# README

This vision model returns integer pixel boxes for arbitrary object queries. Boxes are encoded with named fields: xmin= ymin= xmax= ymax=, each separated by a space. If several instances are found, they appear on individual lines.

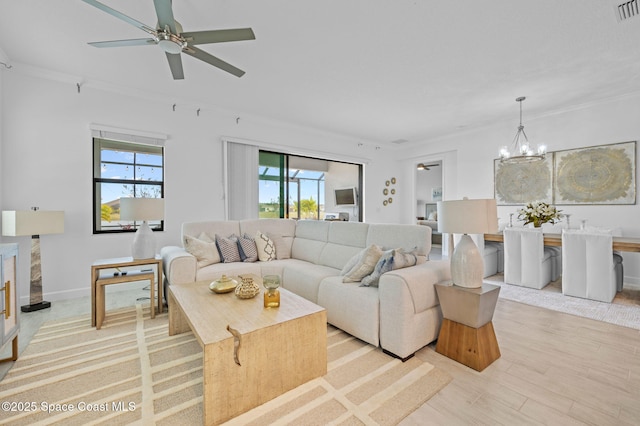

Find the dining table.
xmin=484 ymin=232 xmax=640 ymax=253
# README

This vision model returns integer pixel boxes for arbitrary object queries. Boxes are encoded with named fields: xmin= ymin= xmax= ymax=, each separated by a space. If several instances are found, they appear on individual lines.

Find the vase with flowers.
xmin=517 ymin=201 xmax=563 ymax=228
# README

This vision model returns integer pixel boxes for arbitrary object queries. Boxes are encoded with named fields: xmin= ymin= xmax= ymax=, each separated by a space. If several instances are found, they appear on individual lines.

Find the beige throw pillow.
xmin=255 ymin=231 xmax=276 ymax=261
xmin=341 ymin=245 xmax=383 ymax=283
xmin=268 ymin=233 xmax=291 ymax=260
xmin=184 ymin=232 xmax=220 ymax=268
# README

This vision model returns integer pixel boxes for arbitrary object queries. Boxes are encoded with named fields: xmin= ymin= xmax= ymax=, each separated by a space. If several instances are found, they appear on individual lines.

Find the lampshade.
xmin=1 ymin=209 xmax=65 ymax=312
xmin=2 ymin=210 xmax=65 ymax=236
xmin=119 ymin=198 xmax=164 ymax=221
xmin=437 ymin=198 xmax=498 ymax=289
xmin=437 ymin=198 xmax=498 ymax=234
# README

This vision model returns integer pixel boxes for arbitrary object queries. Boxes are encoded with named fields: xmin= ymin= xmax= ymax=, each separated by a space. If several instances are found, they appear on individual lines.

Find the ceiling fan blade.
xmin=165 ymin=52 xmax=184 ymax=80
xmin=81 ymin=0 xmax=156 ymax=35
xmin=153 ymin=0 xmax=177 ymax=34
xmin=183 ymin=46 xmax=245 ymax=77
xmin=88 ymin=38 xmax=157 ymax=48
xmin=181 ymin=28 xmax=256 ymax=45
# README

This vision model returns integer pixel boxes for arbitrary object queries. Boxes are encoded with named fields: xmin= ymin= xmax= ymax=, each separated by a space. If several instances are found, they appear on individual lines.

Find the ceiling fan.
xmin=81 ymin=0 xmax=255 ymax=79
xmin=417 ymin=163 xmax=440 ymax=170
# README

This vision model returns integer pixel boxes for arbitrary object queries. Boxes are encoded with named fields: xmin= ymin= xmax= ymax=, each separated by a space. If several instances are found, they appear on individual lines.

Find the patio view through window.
xmin=259 ymin=151 xmax=362 ymax=221
xmin=93 ymin=138 xmax=164 ymax=233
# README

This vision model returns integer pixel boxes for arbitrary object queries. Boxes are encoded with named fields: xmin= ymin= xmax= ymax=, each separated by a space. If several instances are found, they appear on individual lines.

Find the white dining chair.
xmin=503 ymin=227 xmax=553 ymax=289
xmin=561 ymin=230 xmax=617 ymax=303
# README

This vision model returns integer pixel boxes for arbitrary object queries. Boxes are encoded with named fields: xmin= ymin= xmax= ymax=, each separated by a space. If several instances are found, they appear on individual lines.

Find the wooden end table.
xmin=435 ymin=282 xmax=501 ymax=371
xmin=168 ymin=277 xmax=327 ymax=425
xmin=90 ymin=256 xmax=163 ymax=328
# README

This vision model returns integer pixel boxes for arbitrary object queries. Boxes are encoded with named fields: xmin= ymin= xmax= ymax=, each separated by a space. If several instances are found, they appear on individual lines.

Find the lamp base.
xmin=131 ymin=221 xmax=156 ymax=260
xmin=451 ymin=234 xmax=484 ymax=288
xmin=21 ymin=301 xmax=51 ymax=312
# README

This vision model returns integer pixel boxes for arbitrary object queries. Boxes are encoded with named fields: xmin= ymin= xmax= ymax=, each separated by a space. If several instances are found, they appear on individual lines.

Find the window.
xmin=93 ymin=138 xmax=164 ymax=233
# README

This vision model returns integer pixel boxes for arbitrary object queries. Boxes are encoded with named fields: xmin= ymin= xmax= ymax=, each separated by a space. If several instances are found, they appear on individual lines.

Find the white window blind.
xmin=90 ymin=124 xmax=167 ymax=147
xmin=226 ymin=141 xmax=259 ymax=220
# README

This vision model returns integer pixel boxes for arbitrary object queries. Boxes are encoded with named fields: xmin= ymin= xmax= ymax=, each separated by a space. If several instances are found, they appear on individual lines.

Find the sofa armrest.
xmin=160 ymin=246 xmax=197 ymax=285
xmin=378 ymin=260 xmax=451 ymax=359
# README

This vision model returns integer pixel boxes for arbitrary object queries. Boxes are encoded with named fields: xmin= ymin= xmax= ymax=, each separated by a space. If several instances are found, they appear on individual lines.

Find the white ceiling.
xmin=2 ymin=0 xmax=640 ymax=146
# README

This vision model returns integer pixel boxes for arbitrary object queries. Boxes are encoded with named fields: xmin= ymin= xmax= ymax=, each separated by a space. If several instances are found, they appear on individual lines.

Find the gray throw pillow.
xmin=215 ymin=234 xmax=241 ymax=263
xmin=238 ymin=233 xmax=258 ymax=262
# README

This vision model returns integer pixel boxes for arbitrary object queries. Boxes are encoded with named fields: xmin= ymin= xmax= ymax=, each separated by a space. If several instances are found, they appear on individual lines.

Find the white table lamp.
xmin=2 ymin=208 xmax=65 ymax=312
xmin=437 ymin=198 xmax=498 ymax=288
xmin=119 ymin=198 xmax=164 ymax=259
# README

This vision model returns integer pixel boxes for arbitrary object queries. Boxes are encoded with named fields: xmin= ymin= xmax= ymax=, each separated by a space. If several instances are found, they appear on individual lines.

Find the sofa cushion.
xmin=195 ymin=262 xmax=261 ymax=283
xmin=281 ymin=261 xmax=338 ymax=304
xmin=292 ymin=220 xmax=330 ymax=264
xmin=216 ymin=234 xmax=242 ymax=263
xmin=255 ymin=231 xmax=276 ymax=261
xmin=319 ymin=221 xmax=370 ymax=270
xmin=183 ymin=221 xmax=240 ymax=245
xmin=317 ymin=276 xmax=380 ymax=347
xmin=184 ymin=232 xmax=220 ymax=268
xmin=341 ymin=244 xmax=383 ymax=283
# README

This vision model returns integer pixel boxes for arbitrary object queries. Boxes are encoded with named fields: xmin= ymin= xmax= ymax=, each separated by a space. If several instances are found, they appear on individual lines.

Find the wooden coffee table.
xmin=168 ymin=277 xmax=327 ymax=425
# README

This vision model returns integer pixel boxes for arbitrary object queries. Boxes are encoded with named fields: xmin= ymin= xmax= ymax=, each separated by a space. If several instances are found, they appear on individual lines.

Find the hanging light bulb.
xmin=499 ymin=96 xmax=546 ymax=163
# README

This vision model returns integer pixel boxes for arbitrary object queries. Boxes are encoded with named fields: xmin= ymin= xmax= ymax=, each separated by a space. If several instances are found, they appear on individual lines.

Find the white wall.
xmin=397 ymin=92 xmax=640 ymax=285
xmin=0 ymin=69 xmax=400 ymax=303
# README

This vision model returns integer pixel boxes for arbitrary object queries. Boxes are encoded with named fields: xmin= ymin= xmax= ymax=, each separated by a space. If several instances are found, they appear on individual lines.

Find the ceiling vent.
xmin=615 ymin=0 xmax=640 ymax=22
xmin=391 ymin=139 xmax=410 ymax=145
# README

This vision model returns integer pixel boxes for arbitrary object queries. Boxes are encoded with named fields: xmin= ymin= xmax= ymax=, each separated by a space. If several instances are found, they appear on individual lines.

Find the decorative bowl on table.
xmin=209 ymin=275 xmax=238 ymax=294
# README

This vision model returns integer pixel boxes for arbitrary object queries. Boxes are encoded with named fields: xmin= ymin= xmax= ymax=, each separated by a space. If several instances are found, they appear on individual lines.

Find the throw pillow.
xmin=392 ymin=247 xmax=418 ymax=270
xmin=255 ymin=231 xmax=276 ymax=261
xmin=268 ymin=233 xmax=291 ymax=260
xmin=184 ymin=233 xmax=220 ymax=268
xmin=341 ymin=244 xmax=383 ymax=283
xmin=215 ymin=234 xmax=242 ymax=263
xmin=238 ymin=233 xmax=258 ymax=262
xmin=360 ymin=249 xmax=395 ymax=287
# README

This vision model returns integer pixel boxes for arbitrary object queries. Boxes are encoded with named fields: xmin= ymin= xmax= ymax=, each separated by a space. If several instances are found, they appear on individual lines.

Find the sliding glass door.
xmin=258 ymin=151 xmax=362 ymax=221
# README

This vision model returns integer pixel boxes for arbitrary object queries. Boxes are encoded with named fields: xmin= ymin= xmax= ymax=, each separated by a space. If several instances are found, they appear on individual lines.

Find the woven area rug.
xmin=486 ymin=274 xmax=640 ymax=330
xmin=0 ymin=305 xmax=451 ymax=425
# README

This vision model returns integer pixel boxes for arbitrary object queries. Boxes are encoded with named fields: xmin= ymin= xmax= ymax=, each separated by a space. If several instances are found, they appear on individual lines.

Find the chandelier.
xmin=499 ymin=96 xmax=546 ymax=163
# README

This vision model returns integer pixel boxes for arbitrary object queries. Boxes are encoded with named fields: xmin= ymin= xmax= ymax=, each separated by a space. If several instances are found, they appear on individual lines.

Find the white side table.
xmin=435 ymin=282 xmax=501 ymax=371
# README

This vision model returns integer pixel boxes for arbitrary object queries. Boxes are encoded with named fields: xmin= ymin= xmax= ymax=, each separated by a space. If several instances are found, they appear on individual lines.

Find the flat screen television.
xmin=334 ymin=187 xmax=357 ymax=206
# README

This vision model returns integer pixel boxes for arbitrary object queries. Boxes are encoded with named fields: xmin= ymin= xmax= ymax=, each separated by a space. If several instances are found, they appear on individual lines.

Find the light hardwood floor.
xmin=3 ymin=280 xmax=639 ymax=425
xmin=402 ymin=298 xmax=640 ymax=425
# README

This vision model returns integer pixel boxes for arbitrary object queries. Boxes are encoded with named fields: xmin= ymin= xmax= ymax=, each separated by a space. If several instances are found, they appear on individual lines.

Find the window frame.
xmin=92 ymin=137 xmax=165 ymax=234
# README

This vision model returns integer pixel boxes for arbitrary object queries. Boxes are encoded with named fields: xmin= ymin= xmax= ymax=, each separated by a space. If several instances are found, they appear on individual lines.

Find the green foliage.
xmin=300 ymin=198 xmax=318 ymax=219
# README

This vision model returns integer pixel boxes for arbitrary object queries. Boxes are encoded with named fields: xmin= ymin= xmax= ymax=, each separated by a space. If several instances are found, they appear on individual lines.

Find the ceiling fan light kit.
xmin=81 ymin=0 xmax=255 ymax=79
xmin=498 ymin=96 xmax=547 ymax=164
xmin=417 ymin=163 xmax=440 ymax=170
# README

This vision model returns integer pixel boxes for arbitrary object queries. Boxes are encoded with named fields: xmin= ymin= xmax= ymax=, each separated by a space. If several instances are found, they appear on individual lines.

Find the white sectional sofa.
xmin=161 ymin=218 xmax=451 ymax=360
